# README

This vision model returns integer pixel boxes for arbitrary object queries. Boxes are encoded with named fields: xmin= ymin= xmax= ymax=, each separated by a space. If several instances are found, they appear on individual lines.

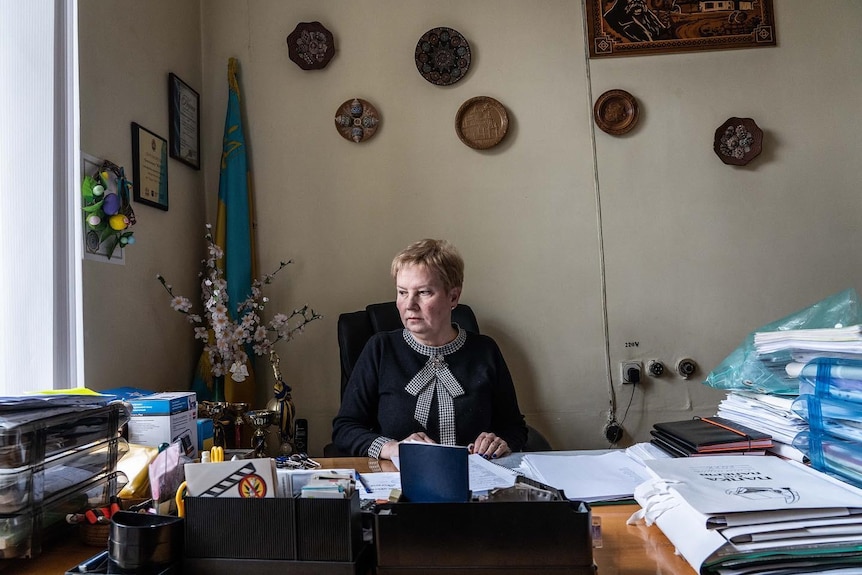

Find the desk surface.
xmin=2 ymin=456 xmax=695 ymax=575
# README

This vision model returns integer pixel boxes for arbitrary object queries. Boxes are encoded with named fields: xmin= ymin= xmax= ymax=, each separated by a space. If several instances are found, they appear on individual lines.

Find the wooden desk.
xmin=2 ymin=457 xmax=695 ymax=575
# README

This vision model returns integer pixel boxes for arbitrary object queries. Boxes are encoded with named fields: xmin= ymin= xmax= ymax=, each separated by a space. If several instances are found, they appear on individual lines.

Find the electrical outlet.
xmin=620 ymin=361 xmax=642 ymax=384
xmin=676 ymin=358 xmax=697 ymax=379
xmin=604 ymin=422 xmax=623 ymax=443
xmin=647 ymin=360 xmax=665 ymax=377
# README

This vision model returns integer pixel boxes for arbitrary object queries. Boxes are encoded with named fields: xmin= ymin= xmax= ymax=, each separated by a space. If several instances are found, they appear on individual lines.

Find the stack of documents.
xmin=630 ymin=455 xmax=862 ymax=575
xmin=518 ymin=450 xmax=651 ymax=503
xmin=754 ymin=325 xmax=862 ymax=355
xmin=716 ymin=391 xmax=809 ymax=462
xmin=787 ymin=357 xmax=862 ymax=490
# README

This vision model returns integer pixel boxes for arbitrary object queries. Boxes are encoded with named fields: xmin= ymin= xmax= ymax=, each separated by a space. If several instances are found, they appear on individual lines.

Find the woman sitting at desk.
xmin=332 ymin=239 xmax=528 ymax=461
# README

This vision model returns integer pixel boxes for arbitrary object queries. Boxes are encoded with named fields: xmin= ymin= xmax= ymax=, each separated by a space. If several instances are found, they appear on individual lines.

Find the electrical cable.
xmin=618 ymin=381 xmax=637 ymax=427
xmin=579 ymin=2 xmax=617 ymax=431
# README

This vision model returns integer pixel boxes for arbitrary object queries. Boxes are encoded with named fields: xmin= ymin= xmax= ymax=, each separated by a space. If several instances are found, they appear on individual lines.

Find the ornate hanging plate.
xmin=414 ymin=27 xmax=471 ymax=86
xmin=286 ymin=21 xmax=335 ymax=70
xmin=334 ymin=98 xmax=380 ymax=143
xmin=713 ymin=117 xmax=763 ymax=166
xmin=593 ymin=89 xmax=639 ymax=136
xmin=455 ymin=96 xmax=509 ymax=150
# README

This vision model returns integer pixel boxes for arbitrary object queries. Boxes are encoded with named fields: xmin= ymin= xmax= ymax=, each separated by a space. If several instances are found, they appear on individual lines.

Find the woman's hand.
xmin=379 ymin=432 xmax=437 ymax=460
xmin=468 ymin=432 xmax=510 ymax=459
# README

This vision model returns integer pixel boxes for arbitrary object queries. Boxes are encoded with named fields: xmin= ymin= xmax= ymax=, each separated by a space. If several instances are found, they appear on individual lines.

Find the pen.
xmin=79 ymin=549 xmax=109 ymax=573
xmin=355 ymin=471 xmax=372 ymax=494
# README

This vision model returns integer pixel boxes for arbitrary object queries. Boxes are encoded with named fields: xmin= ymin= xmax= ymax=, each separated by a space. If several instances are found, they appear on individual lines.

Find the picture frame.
xmin=131 ymin=122 xmax=169 ymax=211
xmin=168 ymin=73 xmax=201 ymax=170
xmin=584 ymin=0 xmax=776 ymax=58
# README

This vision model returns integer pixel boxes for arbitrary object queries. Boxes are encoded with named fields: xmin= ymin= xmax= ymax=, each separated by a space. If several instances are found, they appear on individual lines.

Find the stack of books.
xmin=631 ymin=455 xmax=862 ymax=575
xmin=650 ymin=416 xmax=773 ymax=458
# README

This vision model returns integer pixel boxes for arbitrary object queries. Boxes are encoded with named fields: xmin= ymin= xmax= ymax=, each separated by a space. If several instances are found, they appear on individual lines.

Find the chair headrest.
xmin=364 ymin=301 xmax=480 ymax=335
xmin=366 ymin=302 xmax=402 ymax=333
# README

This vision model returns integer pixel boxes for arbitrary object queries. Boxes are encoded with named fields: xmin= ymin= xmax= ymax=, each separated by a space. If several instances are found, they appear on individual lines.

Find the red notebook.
xmin=651 ymin=416 xmax=772 ymax=454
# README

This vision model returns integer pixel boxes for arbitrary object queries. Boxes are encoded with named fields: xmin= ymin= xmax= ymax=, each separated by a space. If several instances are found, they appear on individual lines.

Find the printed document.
xmin=520 ymin=450 xmax=650 ymax=502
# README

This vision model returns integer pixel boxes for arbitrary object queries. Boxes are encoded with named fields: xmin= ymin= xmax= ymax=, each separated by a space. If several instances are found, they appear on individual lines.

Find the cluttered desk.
xmin=11 ymin=291 xmax=862 ymax=573
xmin=10 ymin=442 xmax=862 ymax=574
xmin=5 ymin=455 xmax=696 ymax=575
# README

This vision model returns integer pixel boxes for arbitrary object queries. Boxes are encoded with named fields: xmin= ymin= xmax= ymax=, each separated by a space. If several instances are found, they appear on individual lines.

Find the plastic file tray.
xmin=797 ymin=357 xmax=862 ymax=404
xmin=0 ymin=403 xmax=128 ymax=470
xmin=374 ymin=499 xmax=595 ymax=574
xmin=0 ymin=470 xmax=127 ymax=559
xmin=183 ymin=493 xmax=371 ymax=575
xmin=0 ymin=438 xmax=127 ymax=514
xmin=794 ymin=430 xmax=862 ymax=490
xmin=792 ymin=395 xmax=862 ymax=443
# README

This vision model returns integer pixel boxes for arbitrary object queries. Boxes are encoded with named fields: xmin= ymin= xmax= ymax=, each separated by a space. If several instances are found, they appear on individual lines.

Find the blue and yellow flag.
xmin=192 ymin=58 xmax=257 ymax=405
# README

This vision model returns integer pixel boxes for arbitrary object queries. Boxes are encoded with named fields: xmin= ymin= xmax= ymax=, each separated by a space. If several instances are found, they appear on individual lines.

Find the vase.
xmin=212 ymin=375 xmax=225 ymax=402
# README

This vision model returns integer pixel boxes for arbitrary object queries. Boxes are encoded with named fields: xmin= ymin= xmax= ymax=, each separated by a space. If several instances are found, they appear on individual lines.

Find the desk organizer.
xmin=0 ymin=403 xmax=127 ymax=469
xmin=0 ymin=402 xmax=129 ymax=559
xmin=0 ymin=437 xmax=127 ymax=514
xmin=374 ymin=499 xmax=596 ymax=574
xmin=183 ymin=493 xmax=371 ymax=574
xmin=0 ymin=470 xmax=127 ymax=558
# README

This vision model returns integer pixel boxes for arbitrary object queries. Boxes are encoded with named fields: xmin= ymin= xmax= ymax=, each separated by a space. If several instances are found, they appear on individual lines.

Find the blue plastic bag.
xmin=703 ymin=288 xmax=861 ymax=394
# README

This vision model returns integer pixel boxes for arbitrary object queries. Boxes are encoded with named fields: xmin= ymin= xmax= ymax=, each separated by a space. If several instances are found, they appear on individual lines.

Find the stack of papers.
xmin=716 ymin=391 xmax=809 ymax=462
xmin=518 ymin=450 xmax=650 ymax=503
xmin=754 ymin=325 xmax=862 ymax=355
xmin=631 ymin=455 xmax=862 ymax=575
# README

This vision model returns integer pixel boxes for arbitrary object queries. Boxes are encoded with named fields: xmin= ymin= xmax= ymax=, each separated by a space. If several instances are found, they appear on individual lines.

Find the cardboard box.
xmin=127 ymin=392 xmax=198 ymax=458
xmin=128 ymin=391 xmax=196 ymax=416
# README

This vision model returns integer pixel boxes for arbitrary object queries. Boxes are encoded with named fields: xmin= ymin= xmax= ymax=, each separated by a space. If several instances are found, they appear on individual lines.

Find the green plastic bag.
xmin=703 ymin=288 xmax=861 ymax=394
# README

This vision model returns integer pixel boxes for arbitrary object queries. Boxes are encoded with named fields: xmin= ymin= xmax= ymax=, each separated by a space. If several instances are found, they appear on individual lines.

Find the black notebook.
xmin=651 ymin=416 xmax=772 ymax=454
xmin=650 ymin=431 xmax=766 ymax=458
xmin=398 ymin=443 xmax=470 ymax=503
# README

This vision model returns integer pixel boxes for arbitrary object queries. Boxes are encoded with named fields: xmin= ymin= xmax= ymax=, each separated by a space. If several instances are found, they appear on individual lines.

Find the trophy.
xmin=226 ymin=402 xmax=250 ymax=449
xmin=267 ymin=350 xmax=296 ymax=455
xmin=199 ymin=401 xmax=230 ymax=448
xmin=244 ymin=409 xmax=277 ymax=458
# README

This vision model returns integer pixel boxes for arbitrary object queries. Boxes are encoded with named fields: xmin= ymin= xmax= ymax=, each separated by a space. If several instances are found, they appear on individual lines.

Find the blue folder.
xmin=398 ymin=443 xmax=470 ymax=503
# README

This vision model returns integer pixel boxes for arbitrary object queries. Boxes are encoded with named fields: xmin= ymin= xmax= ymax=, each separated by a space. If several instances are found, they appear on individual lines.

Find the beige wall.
xmin=79 ymin=1 xmax=205 ymax=397
xmin=79 ymin=1 xmax=862 ymax=456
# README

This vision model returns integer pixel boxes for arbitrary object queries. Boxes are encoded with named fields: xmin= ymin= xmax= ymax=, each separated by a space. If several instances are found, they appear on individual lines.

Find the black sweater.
xmin=332 ymin=329 xmax=527 ymax=456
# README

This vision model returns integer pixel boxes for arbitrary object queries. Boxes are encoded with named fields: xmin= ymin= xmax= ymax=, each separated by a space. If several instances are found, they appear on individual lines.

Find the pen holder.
xmin=108 ymin=511 xmax=184 ymax=573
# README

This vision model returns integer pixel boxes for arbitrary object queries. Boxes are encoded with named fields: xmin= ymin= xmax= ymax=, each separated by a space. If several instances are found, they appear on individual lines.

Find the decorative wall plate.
xmin=455 ymin=96 xmax=509 ymax=150
xmin=714 ymin=117 xmax=763 ymax=166
xmin=334 ymin=98 xmax=380 ymax=143
xmin=414 ymin=27 xmax=471 ymax=86
xmin=593 ymin=89 xmax=639 ymax=136
xmin=286 ymin=21 xmax=335 ymax=70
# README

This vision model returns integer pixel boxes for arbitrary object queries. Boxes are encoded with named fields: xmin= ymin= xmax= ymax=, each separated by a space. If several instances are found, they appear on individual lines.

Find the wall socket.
xmin=620 ymin=361 xmax=642 ymax=384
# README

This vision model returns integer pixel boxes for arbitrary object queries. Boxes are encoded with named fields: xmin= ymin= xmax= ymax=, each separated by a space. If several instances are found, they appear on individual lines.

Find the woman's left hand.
xmin=468 ymin=432 xmax=510 ymax=459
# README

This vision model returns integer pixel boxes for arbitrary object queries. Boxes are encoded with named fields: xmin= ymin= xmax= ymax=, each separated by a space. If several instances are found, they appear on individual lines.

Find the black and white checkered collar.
xmin=402 ymin=324 xmax=466 ymax=357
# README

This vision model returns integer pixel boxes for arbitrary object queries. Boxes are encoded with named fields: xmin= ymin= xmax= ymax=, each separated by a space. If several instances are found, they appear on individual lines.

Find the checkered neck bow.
xmin=403 ymin=326 xmax=466 ymax=446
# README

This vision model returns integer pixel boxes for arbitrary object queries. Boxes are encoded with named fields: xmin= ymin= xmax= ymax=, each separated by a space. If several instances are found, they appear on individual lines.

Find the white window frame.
xmin=0 ymin=0 xmax=82 ymax=395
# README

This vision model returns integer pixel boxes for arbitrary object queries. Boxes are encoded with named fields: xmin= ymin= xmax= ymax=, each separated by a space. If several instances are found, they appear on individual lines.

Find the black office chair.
xmin=324 ymin=302 xmax=552 ymax=456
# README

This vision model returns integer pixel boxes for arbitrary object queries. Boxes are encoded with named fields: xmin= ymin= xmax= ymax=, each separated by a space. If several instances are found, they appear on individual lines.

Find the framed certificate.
xmin=131 ymin=122 xmax=169 ymax=211
xmin=168 ymin=73 xmax=201 ymax=170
